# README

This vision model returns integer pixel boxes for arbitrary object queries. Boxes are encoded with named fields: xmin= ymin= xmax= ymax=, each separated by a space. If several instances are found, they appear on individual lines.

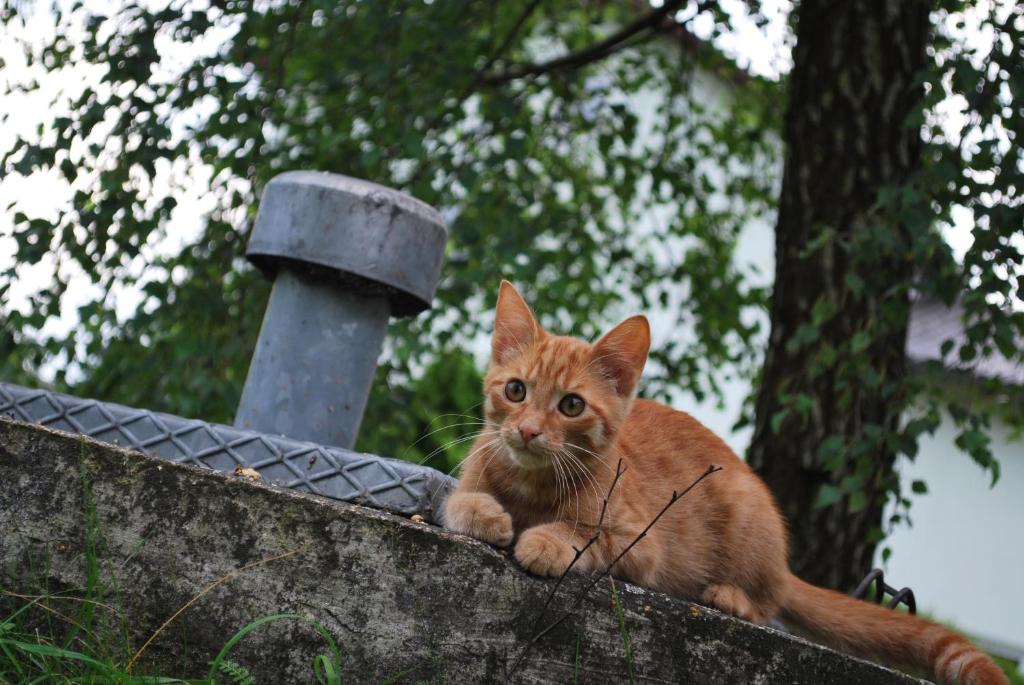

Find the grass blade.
xmin=205 ymin=613 xmax=342 ymax=685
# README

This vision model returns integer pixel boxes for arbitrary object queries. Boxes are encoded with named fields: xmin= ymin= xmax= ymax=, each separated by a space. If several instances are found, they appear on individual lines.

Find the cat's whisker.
xmin=550 ymin=450 xmax=567 ymax=505
xmin=464 ymin=438 xmax=503 ymax=481
xmin=447 ymin=440 xmax=501 ymax=479
xmin=422 ymin=414 xmax=487 ymax=428
xmin=560 ymin=454 xmax=577 ymax=510
xmin=407 ymin=421 xmax=491 ymax=462
xmin=565 ymin=452 xmax=604 ymax=501
xmin=558 ymin=449 xmax=602 ymax=535
xmin=417 ymin=428 xmax=500 ymax=466
xmin=417 ymin=404 xmax=486 ymax=434
xmin=431 ymin=438 xmax=503 ymax=481
xmin=561 ymin=447 xmax=612 ymax=530
xmin=422 ymin=405 xmax=484 ymax=426
xmin=409 ymin=435 xmax=490 ymax=469
xmin=561 ymin=449 xmax=601 ymax=506
xmin=397 ymin=403 xmax=486 ymax=460
xmin=461 ymin=434 xmax=503 ymax=462
xmin=563 ymin=440 xmax=618 ymax=476
xmin=563 ymin=456 xmax=581 ymax=537
xmin=556 ymin=451 xmax=575 ymax=512
xmin=471 ymin=438 xmax=507 ymax=488
xmin=565 ymin=441 xmax=613 ymax=466
xmin=556 ymin=449 xmax=585 ymax=538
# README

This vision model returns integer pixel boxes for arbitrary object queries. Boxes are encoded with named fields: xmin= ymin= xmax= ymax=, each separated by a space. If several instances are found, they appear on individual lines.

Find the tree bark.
xmin=748 ymin=0 xmax=930 ymax=591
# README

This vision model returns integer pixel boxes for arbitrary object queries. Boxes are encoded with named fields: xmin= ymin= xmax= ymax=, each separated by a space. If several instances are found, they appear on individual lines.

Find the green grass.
xmin=908 ymin=604 xmax=1022 ymax=685
xmin=0 ymin=440 xmax=344 ymax=684
xmin=991 ymin=654 xmax=1024 ymax=685
xmin=608 ymin=578 xmax=635 ymax=685
xmin=573 ymin=632 xmax=581 ymax=685
xmin=0 ymin=599 xmax=345 ymax=684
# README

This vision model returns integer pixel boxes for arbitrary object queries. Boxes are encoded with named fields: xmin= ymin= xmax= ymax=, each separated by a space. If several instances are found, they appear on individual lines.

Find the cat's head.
xmin=482 ymin=281 xmax=650 ymax=471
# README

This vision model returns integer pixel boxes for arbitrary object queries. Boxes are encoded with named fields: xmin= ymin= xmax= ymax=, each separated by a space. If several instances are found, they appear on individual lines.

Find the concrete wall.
xmin=0 ymin=418 xmax=922 ymax=683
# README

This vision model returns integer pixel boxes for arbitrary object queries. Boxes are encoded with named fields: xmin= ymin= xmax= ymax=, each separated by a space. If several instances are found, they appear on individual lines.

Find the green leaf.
xmin=839 ymin=473 xmax=864 ymax=494
xmin=811 ymin=297 xmax=836 ymax=326
xmin=817 ymin=435 xmax=845 ymax=471
xmin=814 ymin=484 xmax=843 ymax=509
xmin=843 ymin=272 xmax=865 ymax=296
xmin=849 ymin=331 xmax=871 ymax=353
xmin=770 ymin=409 xmax=789 ymax=435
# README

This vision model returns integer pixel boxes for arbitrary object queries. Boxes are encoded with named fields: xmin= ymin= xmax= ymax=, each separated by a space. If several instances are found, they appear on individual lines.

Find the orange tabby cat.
xmin=444 ymin=281 xmax=1007 ymax=685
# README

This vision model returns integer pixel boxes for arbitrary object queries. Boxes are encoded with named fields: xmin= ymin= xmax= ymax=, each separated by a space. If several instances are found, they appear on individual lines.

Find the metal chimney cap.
xmin=245 ymin=171 xmax=448 ymax=317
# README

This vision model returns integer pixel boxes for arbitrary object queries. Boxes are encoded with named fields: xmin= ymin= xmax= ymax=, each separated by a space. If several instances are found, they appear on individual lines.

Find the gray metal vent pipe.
xmin=234 ymin=171 xmax=448 ymax=449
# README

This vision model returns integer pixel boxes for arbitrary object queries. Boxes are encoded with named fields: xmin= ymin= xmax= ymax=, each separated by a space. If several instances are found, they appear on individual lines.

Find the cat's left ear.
xmin=592 ymin=316 xmax=650 ymax=396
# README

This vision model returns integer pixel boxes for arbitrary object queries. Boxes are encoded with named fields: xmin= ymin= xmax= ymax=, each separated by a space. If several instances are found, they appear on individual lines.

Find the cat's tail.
xmin=780 ymin=574 xmax=1007 ymax=685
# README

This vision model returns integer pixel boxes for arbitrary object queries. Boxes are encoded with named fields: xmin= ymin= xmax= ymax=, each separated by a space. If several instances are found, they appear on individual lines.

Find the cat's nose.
xmin=519 ymin=425 xmax=542 ymax=444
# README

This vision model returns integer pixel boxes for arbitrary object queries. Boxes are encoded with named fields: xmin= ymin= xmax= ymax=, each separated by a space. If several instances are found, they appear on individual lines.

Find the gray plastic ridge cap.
xmin=0 ymin=381 xmax=456 ymax=522
xmin=245 ymin=171 xmax=448 ymax=317
xmin=276 ymin=171 xmax=444 ymax=222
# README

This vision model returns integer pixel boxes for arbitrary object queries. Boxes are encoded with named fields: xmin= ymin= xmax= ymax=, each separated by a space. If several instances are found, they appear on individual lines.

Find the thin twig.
xmin=481 ymin=0 xmax=691 ymax=85
xmin=508 ymin=464 xmax=722 ymax=677
xmin=480 ymin=0 xmax=544 ymax=76
xmin=125 ymin=548 xmax=301 ymax=672
xmin=506 ymin=459 xmax=626 ymax=679
xmin=529 ymin=459 xmax=626 ymax=636
xmin=0 ymin=592 xmax=102 ymax=651
xmin=1 ymin=590 xmax=123 ymax=617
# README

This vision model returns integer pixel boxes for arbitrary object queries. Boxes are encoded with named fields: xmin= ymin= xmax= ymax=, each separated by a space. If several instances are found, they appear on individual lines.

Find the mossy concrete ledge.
xmin=0 ymin=419 xmax=923 ymax=683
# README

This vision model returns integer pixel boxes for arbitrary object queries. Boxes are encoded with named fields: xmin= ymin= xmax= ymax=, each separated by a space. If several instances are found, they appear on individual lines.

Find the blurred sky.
xmin=0 ymin=0 xmax=1007 ymax=379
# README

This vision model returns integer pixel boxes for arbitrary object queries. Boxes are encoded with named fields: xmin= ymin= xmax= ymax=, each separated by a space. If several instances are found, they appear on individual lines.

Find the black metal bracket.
xmin=852 ymin=568 xmax=916 ymax=614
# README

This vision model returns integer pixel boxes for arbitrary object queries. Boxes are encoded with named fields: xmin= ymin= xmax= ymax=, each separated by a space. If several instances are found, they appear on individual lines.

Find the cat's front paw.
xmin=444 ymin=491 xmax=514 ymax=547
xmin=514 ymin=525 xmax=576 ymax=577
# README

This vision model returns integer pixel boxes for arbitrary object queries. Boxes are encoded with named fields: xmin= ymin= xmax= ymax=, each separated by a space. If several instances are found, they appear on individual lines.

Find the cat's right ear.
xmin=492 ymin=280 xmax=538 ymax=364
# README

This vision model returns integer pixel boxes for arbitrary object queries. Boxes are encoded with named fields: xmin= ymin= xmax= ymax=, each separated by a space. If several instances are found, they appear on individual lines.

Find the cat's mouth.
xmin=504 ymin=443 xmax=551 ymax=470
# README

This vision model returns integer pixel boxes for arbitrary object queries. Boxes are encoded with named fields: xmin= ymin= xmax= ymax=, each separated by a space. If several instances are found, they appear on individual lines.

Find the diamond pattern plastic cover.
xmin=0 ymin=382 xmax=455 ymax=521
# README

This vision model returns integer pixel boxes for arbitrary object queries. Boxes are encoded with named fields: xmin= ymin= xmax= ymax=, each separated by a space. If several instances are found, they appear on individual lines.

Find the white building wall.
xmin=884 ymin=412 xmax=1024 ymax=660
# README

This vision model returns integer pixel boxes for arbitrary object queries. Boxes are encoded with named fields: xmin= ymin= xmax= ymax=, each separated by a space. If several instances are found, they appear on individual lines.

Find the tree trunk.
xmin=748 ymin=0 xmax=930 ymax=591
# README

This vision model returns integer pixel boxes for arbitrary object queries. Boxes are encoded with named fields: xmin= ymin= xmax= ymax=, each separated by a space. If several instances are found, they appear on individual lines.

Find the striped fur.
xmin=783 ymin=576 xmax=1008 ymax=684
xmin=444 ymin=282 xmax=1007 ymax=684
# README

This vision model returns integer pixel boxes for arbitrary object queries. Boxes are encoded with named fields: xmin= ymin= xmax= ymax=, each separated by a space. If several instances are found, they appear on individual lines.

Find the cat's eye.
xmin=504 ymin=379 xmax=526 ymax=402
xmin=558 ymin=394 xmax=585 ymax=417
